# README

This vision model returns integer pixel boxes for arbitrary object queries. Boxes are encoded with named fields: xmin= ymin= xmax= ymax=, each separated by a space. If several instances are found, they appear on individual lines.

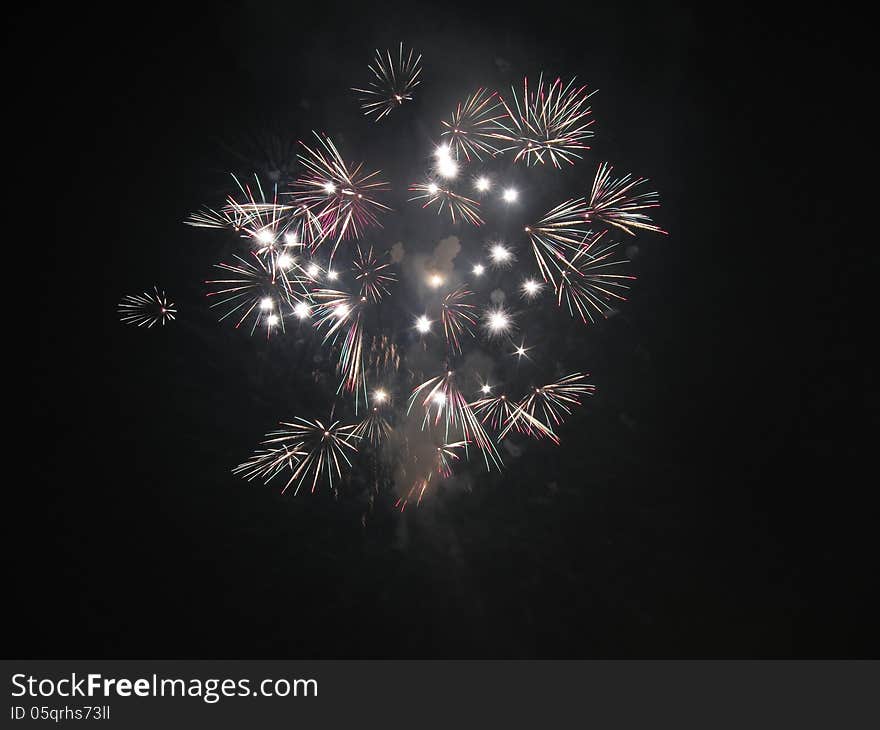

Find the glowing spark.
xmin=489 ymin=243 xmax=514 ymax=266
xmin=415 ymin=315 xmax=431 ymax=333
xmin=293 ymin=301 xmax=311 ymax=319
xmin=521 ymin=279 xmax=542 ymax=298
xmin=472 ymin=263 xmax=485 ymax=276
xmin=428 ymin=273 xmax=444 ymax=288
xmin=259 ymin=297 xmax=274 ymax=310
xmin=502 ymin=187 xmax=518 ymax=203
xmin=373 ymin=389 xmax=388 ymax=403
xmin=475 ymin=176 xmax=491 ymax=192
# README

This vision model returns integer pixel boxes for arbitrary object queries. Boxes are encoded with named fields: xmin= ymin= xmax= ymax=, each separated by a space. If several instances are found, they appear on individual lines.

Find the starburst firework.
xmin=118 ymin=287 xmax=177 ymax=328
xmin=352 ymin=43 xmax=423 ymax=121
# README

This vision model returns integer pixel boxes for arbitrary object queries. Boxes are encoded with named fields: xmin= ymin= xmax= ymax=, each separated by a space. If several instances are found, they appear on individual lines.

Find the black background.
xmin=10 ymin=2 xmax=874 ymax=657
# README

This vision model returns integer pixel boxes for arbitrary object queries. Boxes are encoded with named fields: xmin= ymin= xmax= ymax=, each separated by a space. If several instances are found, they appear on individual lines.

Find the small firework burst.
xmin=440 ymin=286 xmax=478 ymax=355
xmin=234 ymin=416 xmax=359 ymax=495
xmin=492 ymin=74 xmax=596 ymax=167
xmin=440 ymin=88 xmax=505 ymax=161
xmin=524 ymin=198 xmax=591 ymax=286
xmin=352 ymin=43 xmax=423 ymax=121
xmin=584 ymin=162 xmax=666 ymax=236
xmin=313 ymin=289 xmax=369 ymax=399
xmin=353 ymin=245 xmax=397 ymax=302
xmin=353 ymin=405 xmax=392 ymax=447
xmin=205 ymin=253 xmax=295 ymax=335
xmin=408 ymin=181 xmax=483 ymax=225
xmin=469 ymin=392 xmax=517 ymax=431
xmin=556 ymin=232 xmax=635 ymax=325
xmin=512 ymin=373 xmax=595 ymax=437
xmin=407 ymin=371 xmax=501 ymax=468
xmin=118 ymin=287 xmax=176 ymax=328
xmin=292 ymin=133 xmax=390 ymax=255
xmin=483 ymin=306 xmax=516 ymax=338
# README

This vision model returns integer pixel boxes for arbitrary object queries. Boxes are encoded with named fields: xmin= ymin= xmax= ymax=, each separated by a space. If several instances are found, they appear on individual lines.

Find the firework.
xmin=470 ymin=392 xmax=517 ymax=431
xmin=440 ymin=286 xmax=478 ymax=354
xmin=584 ymin=162 xmax=666 ymax=236
xmin=352 ymin=43 xmax=422 ymax=121
xmin=492 ymin=74 xmax=596 ymax=168
xmin=292 ymin=133 xmax=390 ymax=256
xmin=205 ymin=253 xmax=297 ymax=335
xmin=353 ymin=245 xmax=396 ymax=302
xmin=407 ymin=371 xmax=502 ymax=468
xmin=118 ymin=287 xmax=176 ymax=328
xmin=234 ymin=416 xmax=359 ymax=495
xmin=483 ymin=306 xmax=515 ymax=338
xmin=440 ymin=88 xmax=505 ymax=161
xmin=556 ymin=231 xmax=635 ymax=325
xmin=353 ymin=404 xmax=392 ymax=447
xmin=505 ymin=373 xmax=595 ymax=441
xmin=408 ymin=182 xmax=483 ymax=225
xmin=523 ymin=198 xmax=591 ymax=286
xmin=313 ymin=288 xmax=368 ymax=399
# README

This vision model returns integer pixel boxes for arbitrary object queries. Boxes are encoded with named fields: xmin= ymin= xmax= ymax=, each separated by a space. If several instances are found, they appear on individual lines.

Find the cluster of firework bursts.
xmin=119 ymin=43 xmax=665 ymax=511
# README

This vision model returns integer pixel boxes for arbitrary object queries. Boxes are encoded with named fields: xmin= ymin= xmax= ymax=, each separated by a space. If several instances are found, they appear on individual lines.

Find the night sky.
xmin=13 ymin=3 xmax=874 ymax=657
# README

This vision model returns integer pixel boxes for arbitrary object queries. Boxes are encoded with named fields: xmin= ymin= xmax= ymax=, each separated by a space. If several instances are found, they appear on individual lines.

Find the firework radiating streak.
xmin=234 ymin=416 xmax=359 ymax=495
xmin=501 ymin=373 xmax=595 ymax=442
xmin=205 ymin=253 xmax=296 ymax=335
xmin=491 ymin=74 xmax=596 ymax=168
xmin=353 ymin=245 xmax=397 ymax=302
xmin=118 ymin=287 xmax=177 ymax=328
xmin=292 ymin=133 xmax=390 ymax=257
xmin=408 ymin=182 xmax=483 ymax=225
xmin=395 ymin=440 xmax=467 ymax=510
xmin=469 ymin=393 xmax=517 ymax=431
xmin=440 ymin=88 xmax=505 ymax=161
xmin=312 ymin=289 xmax=369 ymax=403
xmin=556 ymin=232 xmax=635 ymax=325
xmin=352 ymin=43 xmax=423 ymax=121
xmin=584 ymin=163 xmax=666 ymax=236
xmin=440 ymin=286 xmax=478 ymax=355
xmin=523 ymin=197 xmax=591 ymax=286
xmin=407 ymin=372 xmax=502 ymax=469
xmin=352 ymin=406 xmax=392 ymax=447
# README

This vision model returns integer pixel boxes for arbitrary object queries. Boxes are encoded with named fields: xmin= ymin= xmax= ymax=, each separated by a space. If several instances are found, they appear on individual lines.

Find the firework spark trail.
xmin=353 ymin=405 xmax=393 ymax=447
xmin=584 ymin=162 xmax=666 ymax=236
xmin=491 ymin=74 xmax=596 ymax=168
xmin=407 ymin=371 xmax=502 ymax=469
xmin=469 ymin=393 xmax=518 ymax=431
xmin=556 ymin=232 xmax=636 ymax=325
xmin=352 ymin=43 xmax=423 ymax=121
xmin=118 ymin=287 xmax=177 ymax=328
xmin=292 ymin=132 xmax=390 ymax=257
xmin=504 ymin=373 xmax=596 ymax=442
xmin=523 ymin=197 xmax=592 ymax=286
xmin=233 ymin=416 xmax=359 ymax=495
xmin=313 ymin=288 xmax=369 ymax=403
xmin=205 ymin=253 xmax=296 ymax=335
xmin=408 ymin=182 xmax=483 ymax=225
xmin=440 ymin=88 xmax=505 ymax=161
xmin=440 ymin=286 xmax=478 ymax=355
xmin=353 ymin=245 xmax=397 ymax=302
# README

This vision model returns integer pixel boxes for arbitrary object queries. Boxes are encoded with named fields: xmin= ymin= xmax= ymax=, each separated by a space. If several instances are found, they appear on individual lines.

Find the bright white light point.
xmin=415 ymin=315 xmax=431 ymax=333
xmin=306 ymin=264 xmax=320 ymax=277
xmin=490 ymin=244 xmax=512 ymax=263
xmin=522 ymin=279 xmax=541 ymax=297
xmin=475 ymin=176 xmax=490 ymax=192
xmin=294 ymin=301 xmax=310 ymax=319
xmin=259 ymin=297 xmax=273 ymax=310
xmin=431 ymin=392 xmax=445 ymax=405
xmin=436 ymin=156 xmax=458 ymax=179
xmin=327 ymin=270 xmax=338 ymax=280
xmin=428 ymin=274 xmax=444 ymax=288
xmin=515 ymin=345 xmax=527 ymax=357
xmin=434 ymin=144 xmax=451 ymax=159
xmin=266 ymin=314 xmax=279 ymax=326
xmin=277 ymin=254 xmax=293 ymax=269
xmin=335 ymin=303 xmax=350 ymax=318
xmin=486 ymin=310 xmax=511 ymax=333
xmin=427 ymin=182 xmax=439 ymax=195
xmin=472 ymin=264 xmax=485 ymax=276
xmin=283 ymin=232 xmax=299 ymax=246
xmin=374 ymin=389 xmax=388 ymax=403
xmin=257 ymin=229 xmax=275 ymax=244
xmin=323 ymin=182 xmax=336 ymax=194
xmin=481 ymin=384 xmax=491 ymax=394
xmin=502 ymin=188 xmax=518 ymax=203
